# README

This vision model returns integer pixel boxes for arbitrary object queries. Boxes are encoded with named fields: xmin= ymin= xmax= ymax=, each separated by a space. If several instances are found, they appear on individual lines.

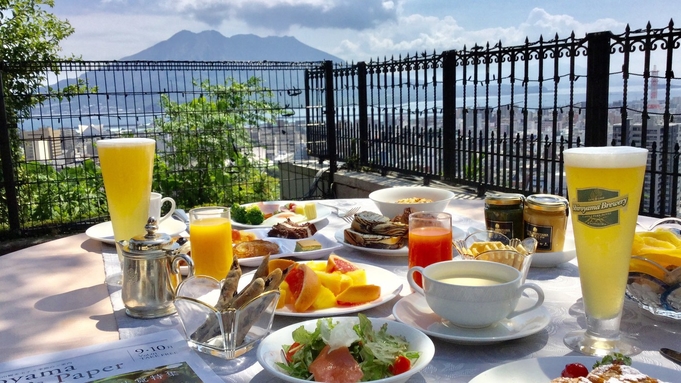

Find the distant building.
xmin=613 ymin=119 xmax=681 ymax=215
xmin=22 ymin=127 xmax=62 ymax=162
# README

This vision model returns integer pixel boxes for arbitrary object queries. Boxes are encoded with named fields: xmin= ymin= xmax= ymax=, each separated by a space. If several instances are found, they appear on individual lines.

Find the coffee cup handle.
xmin=159 ymin=197 xmax=176 ymax=222
xmin=406 ymin=266 xmax=426 ymax=295
xmin=507 ymin=282 xmax=544 ymax=319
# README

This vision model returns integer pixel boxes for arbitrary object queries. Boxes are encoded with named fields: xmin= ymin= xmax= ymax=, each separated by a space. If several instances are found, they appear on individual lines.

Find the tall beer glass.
xmin=98 ymin=138 xmax=156 ymax=261
xmin=563 ymin=146 xmax=647 ymax=356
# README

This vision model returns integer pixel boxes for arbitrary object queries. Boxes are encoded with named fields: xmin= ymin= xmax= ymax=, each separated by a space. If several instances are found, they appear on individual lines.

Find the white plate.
xmin=333 ymin=220 xmax=483 ymax=257
xmin=256 ymin=316 xmax=435 ymax=383
xmin=240 ymin=262 xmax=404 ymax=317
xmin=231 ymin=201 xmax=331 ymax=229
xmin=530 ymin=235 xmax=577 ymax=267
xmin=334 ymin=227 xmax=409 ymax=257
xmin=235 ymin=229 xmax=342 ymax=267
xmin=392 ymin=293 xmax=550 ymax=345
xmin=85 ymin=219 xmax=187 ymax=244
xmin=469 ymin=356 xmax=680 ymax=382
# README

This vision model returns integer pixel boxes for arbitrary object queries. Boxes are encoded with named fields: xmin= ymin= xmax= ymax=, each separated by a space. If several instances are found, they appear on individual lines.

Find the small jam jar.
xmin=484 ymin=193 xmax=525 ymax=239
xmin=523 ymin=194 xmax=569 ymax=252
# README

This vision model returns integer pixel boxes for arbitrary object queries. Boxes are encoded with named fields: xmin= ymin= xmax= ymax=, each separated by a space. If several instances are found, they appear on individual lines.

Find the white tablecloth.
xmin=101 ymin=198 xmax=681 ymax=382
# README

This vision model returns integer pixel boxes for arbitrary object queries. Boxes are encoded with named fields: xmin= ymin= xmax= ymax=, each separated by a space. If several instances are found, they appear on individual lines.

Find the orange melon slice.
xmin=336 ymin=284 xmax=381 ymax=305
xmin=268 ymin=258 xmax=296 ymax=274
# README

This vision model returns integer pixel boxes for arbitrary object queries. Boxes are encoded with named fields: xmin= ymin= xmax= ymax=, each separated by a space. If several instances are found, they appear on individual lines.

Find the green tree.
xmin=155 ymin=78 xmax=282 ymax=208
xmin=1 ymin=0 xmax=77 ymax=231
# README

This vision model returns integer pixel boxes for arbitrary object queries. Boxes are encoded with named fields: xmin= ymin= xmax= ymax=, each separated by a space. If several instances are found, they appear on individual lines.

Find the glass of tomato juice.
xmin=189 ymin=206 xmax=233 ymax=280
xmin=408 ymin=211 xmax=453 ymax=288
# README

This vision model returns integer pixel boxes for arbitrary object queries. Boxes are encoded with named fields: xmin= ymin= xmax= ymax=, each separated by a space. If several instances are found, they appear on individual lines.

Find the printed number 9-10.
xmin=135 ymin=345 xmax=169 ymax=353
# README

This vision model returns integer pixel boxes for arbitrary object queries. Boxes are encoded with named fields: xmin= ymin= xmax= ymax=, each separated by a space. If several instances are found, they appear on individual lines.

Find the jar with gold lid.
xmin=523 ymin=194 xmax=569 ymax=252
xmin=484 ymin=193 xmax=525 ymax=239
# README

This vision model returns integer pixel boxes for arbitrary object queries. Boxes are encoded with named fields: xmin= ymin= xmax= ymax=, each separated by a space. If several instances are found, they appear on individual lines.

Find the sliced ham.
xmin=308 ymin=345 xmax=363 ymax=383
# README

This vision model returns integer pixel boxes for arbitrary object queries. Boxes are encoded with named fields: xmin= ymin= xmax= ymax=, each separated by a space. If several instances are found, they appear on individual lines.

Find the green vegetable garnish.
xmin=231 ymin=204 xmax=264 ymax=225
xmin=276 ymin=314 xmax=420 ymax=381
xmin=592 ymin=352 xmax=632 ymax=369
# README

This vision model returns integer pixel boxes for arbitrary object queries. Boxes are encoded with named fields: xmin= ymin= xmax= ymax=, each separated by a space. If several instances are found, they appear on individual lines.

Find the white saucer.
xmin=392 ymin=293 xmax=550 ymax=345
xmin=86 ymin=219 xmax=187 ymax=244
xmin=530 ymin=235 xmax=576 ymax=267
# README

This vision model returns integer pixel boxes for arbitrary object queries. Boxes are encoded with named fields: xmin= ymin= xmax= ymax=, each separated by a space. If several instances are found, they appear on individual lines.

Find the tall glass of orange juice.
xmin=408 ymin=211 xmax=453 ymax=287
xmin=97 ymin=138 xmax=155 ymax=260
xmin=563 ymin=146 xmax=647 ymax=356
xmin=189 ymin=206 xmax=233 ymax=280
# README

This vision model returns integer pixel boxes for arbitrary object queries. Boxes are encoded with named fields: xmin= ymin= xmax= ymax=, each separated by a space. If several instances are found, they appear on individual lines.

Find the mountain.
xmin=120 ymin=30 xmax=344 ymax=62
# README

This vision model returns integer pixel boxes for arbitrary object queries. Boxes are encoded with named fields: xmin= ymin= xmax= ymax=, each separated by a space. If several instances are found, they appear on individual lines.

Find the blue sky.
xmin=50 ymin=0 xmax=679 ymax=62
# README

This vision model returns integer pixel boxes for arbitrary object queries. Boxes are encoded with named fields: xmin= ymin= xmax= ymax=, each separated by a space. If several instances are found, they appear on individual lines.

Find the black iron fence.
xmin=311 ymin=21 xmax=681 ymax=217
xmin=1 ymin=21 xmax=680 ymax=238
xmin=0 ymin=60 xmax=331 ymax=237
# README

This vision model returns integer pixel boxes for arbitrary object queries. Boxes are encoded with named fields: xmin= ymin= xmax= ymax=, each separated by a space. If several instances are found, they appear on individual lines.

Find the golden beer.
xmin=98 ymin=138 xmax=156 ymax=245
xmin=563 ymin=146 xmax=647 ymax=356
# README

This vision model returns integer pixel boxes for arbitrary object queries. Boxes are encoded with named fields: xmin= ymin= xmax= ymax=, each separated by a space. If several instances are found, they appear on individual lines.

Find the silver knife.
xmin=660 ymin=348 xmax=681 ymax=366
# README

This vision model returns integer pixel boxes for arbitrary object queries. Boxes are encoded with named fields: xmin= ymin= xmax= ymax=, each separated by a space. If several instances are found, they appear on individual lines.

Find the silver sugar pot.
xmin=118 ymin=217 xmax=194 ymax=318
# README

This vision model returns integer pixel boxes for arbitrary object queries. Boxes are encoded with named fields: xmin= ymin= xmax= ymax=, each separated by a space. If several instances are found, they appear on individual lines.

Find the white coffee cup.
xmin=149 ymin=192 xmax=176 ymax=223
xmin=407 ymin=260 xmax=544 ymax=328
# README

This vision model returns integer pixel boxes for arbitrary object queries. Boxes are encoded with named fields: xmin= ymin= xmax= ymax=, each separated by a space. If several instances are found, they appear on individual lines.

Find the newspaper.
xmin=0 ymin=330 xmax=223 ymax=383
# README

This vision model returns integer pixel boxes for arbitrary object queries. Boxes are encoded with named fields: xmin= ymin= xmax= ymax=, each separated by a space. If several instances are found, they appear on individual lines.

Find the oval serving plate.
xmin=230 ymin=201 xmax=331 ymax=229
xmin=334 ymin=227 xmax=409 ymax=257
xmin=239 ymin=262 xmax=404 ymax=317
xmin=236 ymin=229 xmax=342 ymax=267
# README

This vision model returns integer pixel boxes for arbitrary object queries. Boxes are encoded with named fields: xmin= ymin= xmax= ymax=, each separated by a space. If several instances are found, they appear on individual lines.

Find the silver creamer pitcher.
xmin=118 ymin=217 xmax=194 ymax=318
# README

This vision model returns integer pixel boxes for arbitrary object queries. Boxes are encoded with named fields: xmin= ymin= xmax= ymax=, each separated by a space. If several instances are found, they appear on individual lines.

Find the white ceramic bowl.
xmin=369 ymin=186 xmax=455 ymax=218
xmin=256 ymin=316 xmax=435 ymax=383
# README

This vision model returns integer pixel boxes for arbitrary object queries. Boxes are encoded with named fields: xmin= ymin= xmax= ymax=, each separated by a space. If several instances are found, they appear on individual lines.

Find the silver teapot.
xmin=118 ymin=217 xmax=193 ymax=318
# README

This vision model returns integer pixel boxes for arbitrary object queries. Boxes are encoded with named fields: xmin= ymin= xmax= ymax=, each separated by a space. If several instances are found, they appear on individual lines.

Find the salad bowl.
xmin=256 ymin=316 xmax=435 ymax=383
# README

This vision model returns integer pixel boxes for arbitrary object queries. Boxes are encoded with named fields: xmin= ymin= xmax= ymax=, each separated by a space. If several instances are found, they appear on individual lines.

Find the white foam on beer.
xmin=563 ymin=146 xmax=647 ymax=168
xmin=96 ymin=137 xmax=155 ymax=147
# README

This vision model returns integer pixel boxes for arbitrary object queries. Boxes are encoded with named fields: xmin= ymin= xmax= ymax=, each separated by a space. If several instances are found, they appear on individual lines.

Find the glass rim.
xmin=96 ymin=137 xmax=155 ymax=146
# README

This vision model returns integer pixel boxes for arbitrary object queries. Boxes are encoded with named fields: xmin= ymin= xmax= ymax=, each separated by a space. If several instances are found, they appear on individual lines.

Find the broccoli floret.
xmin=245 ymin=205 xmax=265 ymax=225
xmin=232 ymin=204 xmax=248 ymax=223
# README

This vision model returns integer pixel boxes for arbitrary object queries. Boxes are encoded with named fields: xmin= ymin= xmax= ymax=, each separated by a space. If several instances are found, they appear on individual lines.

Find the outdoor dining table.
xmin=1 ymin=197 xmax=680 ymax=382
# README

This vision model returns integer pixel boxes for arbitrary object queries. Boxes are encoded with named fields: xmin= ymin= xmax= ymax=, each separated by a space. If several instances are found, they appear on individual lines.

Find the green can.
xmin=484 ymin=193 xmax=525 ymax=239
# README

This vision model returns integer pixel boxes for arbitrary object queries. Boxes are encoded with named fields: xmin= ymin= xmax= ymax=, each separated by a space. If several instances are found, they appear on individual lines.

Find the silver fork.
xmin=341 ymin=206 xmax=361 ymax=223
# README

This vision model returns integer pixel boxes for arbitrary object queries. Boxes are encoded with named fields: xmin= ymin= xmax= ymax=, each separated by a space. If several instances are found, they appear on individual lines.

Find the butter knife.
xmin=660 ymin=348 xmax=681 ymax=366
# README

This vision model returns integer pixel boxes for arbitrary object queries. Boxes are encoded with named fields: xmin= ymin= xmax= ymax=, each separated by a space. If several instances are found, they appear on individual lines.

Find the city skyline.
xmin=51 ymin=1 xmax=678 ymax=63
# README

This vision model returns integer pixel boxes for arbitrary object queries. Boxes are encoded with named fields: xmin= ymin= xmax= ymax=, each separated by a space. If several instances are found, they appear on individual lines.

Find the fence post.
xmin=584 ymin=31 xmax=613 ymax=146
xmin=442 ymin=50 xmax=456 ymax=181
xmin=323 ymin=60 xmax=337 ymax=188
xmin=357 ymin=62 xmax=368 ymax=165
xmin=0 ymin=69 xmax=21 ymax=234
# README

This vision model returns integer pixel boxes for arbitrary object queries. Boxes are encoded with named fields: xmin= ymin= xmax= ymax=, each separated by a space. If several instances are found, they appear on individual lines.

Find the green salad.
xmin=276 ymin=314 xmax=420 ymax=381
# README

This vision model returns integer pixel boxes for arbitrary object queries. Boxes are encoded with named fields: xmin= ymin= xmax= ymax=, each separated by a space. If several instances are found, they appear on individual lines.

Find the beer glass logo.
xmin=571 ymin=188 xmax=629 ymax=228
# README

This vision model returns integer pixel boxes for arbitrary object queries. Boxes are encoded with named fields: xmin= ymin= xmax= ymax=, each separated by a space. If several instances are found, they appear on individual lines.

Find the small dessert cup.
xmin=174 ymin=275 xmax=279 ymax=359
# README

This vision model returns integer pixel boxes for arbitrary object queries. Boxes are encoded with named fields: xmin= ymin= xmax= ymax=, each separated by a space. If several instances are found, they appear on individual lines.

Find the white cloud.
xmin=52 ymin=1 xmax=658 ymax=62
xmin=323 ymin=7 xmax=629 ymax=62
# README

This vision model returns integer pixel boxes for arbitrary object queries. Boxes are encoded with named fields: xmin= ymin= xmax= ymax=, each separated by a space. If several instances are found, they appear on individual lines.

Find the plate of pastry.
xmin=233 ymin=229 xmax=342 ymax=268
